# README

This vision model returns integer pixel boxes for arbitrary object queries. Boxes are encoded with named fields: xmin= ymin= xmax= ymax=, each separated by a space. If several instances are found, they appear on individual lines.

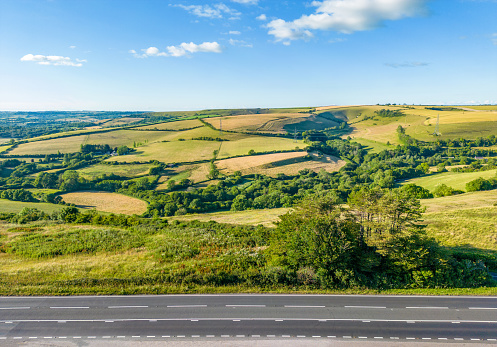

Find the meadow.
xmin=78 ymin=163 xmax=154 ymax=179
xmin=0 ymin=199 xmax=62 ymax=214
xmin=60 ymin=192 xmax=148 ymax=215
xmin=136 ymin=118 xmax=203 ymax=131
xmin=401 ymin=169 xmax=497 ymax=192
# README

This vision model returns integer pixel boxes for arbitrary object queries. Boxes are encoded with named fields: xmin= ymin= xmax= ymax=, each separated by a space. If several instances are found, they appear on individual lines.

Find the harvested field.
xmin=218 ymin=136 xmax=302 ymax=158
xmin=169 ymin=207 xmax=291 ymax=227
xmin=60 ymin=191 xmax=147 ymax=215
xmin=100 ymin=117 xmax=143 ymax=126
xmin=203 ymin=113 xmax=305 ymax=133
xmin=136 ymin=119 xmax=203 ymax=131
xmin=216 ymin=152 xmax=345 ymax=176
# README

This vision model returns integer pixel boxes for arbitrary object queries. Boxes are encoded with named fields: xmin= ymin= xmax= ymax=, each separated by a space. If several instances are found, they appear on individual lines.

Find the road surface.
xmin=0 ymin=294 xmax=496 ymax=344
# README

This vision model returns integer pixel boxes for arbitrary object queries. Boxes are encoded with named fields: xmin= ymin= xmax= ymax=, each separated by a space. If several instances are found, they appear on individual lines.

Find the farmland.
xmin=60 ymin=192 xmax=148 ymax=215
xmin=401 ymin=169 xmax=497 ymax=192
xmin=1 ymin=105 xmax=497 ymax=295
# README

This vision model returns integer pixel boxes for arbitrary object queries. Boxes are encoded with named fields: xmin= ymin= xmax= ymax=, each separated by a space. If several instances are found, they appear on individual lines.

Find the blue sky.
xmin=0 ymin=0 xmax=496 ymax=111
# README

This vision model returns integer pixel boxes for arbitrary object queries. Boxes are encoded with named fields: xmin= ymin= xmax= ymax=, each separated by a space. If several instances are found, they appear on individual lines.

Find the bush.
xmin=466 ymin=177 xmax=494 ymax=192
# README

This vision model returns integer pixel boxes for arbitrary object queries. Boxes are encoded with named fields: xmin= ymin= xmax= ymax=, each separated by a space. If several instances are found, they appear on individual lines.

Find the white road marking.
xmin=267 ymin=335 xmax=275 ymax=337
xmin=108 ymin=305 xmax=148 ymax=308
xmin=88 ymin=336 xmax=96 ymax=338
xmin=406 ymin=337 xmax=415 ymax=340
xmin=206 ymin=335 xmax=215 ymax=337
xmin=0 ymin=307 xmax=30 ymax=310
xmin=275 ymin=319 xmax=284 ymax=321
xmin=44 ymin=337 xmax=53 ymax=339
xmin=312 ymin=335 xmax=321 ymax=338
xmin=406 ymin=306 xmax=448 ymax=309
xmin=359 ymin=336 xmax=367 ymax=339
xmin=252 ymin=335 xmax=260 ymax=338
xmin=374 ymin=337 xmax=383 ymax=339
xmin=438 ymin=337 xmax=448 ymax=340
xmin=468 ymin=307 xmax=497 ymax=310
xmin=284 ymin=305 xmax=325 ymax=308
xmin=471 ymin=338 xmax=481 ymax=341
xmin=233 ymin=319 xmax=241 ymax=321
xmin=50 ymin=306 xmax=89 ymax=309
xmin=147 ymin=336 xmax=155 ymax=338
xmin=236 ymin=335 xmax=245 ymax=338
xmin=191 ymin=319 xmax=198 ymax=322
xmin=343 ymin=336 xmax=352 ymax=338
xmin=344 ymin=306 xmax=386 ymax=309
xmin=226 ymin=305 xmax=266 ymax=307
xmin=327 ymin=336 xmax=336 ymax=338
xmin=132 ymin=336 xmax=140 ymax=338
xmin=297 ymin=335 xmax=306 ymax=338
xmin=422 ymin=337 xmax=432 ymax=340
xmin=454 ymin=338 xmax=464 ymax=340
xmin=221 ymin=335 xmax=229 ymax=338
xmin=149 ymin=319 xmax=157 ymax=322
xmin=282 ymin=335 xmax=291 ymax=338
xmin=390 ymin=337 xmax=399 ymax=339
xmin=73 ymin=336 xmax=81 ymax=339
xmin=167 ymin=305 xmax=207 ymax=308
xmin=29 ymin=337 xmax=37 ymax=339
xmin=192 ymin=335 xmax=200 ymax=337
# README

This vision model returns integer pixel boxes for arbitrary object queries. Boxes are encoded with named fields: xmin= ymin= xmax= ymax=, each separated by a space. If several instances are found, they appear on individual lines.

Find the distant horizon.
xmin=1 ymin=103 xmax=497 ymax=113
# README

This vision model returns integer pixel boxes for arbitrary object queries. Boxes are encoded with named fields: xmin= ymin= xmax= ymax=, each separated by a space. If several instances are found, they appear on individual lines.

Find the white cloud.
xmin=20 ymin=54 xmax=85 ymax=67
xmin=256 ymin=14 xmax=267 ymax=21
xmin=267 ymin=0 xmax=428 ymax=44
xmin=132 ymin=42 xmax=222 ymax=58
xmin=229 ymin=30 xmax=241 ymax=35
xmin=69 ymin=45 xmax=76 ymax=49
xmin=385 ymin=61 xmax=428 ymax=68
xmin=231 ymin=0 xmax=259 ymax=4
xmin=173 ymin=3 xmax=240 ymax=19
xmin=229 ymin=38 xmax=253 ymax=47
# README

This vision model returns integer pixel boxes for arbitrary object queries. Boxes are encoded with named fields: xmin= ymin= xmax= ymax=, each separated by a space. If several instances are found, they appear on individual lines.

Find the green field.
xmin=78 ymin=163 xmax=154 ymax=179
xmin=0 ymin=199 xmax=62 ymax=214
xmin=10 ymin=130 xmax=176 ymax=155
xmin=136 ymin=119 xmax=203 ymax=131
xmin=401 ymin=169 xmax=497 ymax=192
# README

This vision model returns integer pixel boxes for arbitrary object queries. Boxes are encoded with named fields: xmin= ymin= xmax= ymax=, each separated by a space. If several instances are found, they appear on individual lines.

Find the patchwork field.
xmin=60 ymin=191 xmax=148 ymax=215
xmin=401 ymin=169 xmax=497 ymax=192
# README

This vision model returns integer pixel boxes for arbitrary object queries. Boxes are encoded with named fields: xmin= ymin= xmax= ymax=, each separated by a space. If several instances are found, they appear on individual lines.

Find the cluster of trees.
xmin=268 ymin=189 xmax=491 ymax=288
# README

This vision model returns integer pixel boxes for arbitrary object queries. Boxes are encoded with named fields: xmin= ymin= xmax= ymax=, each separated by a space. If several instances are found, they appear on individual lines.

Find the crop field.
xmin=0 ymin=199 xmax=62 ymax=214
xmin=100 ymin=117 xmax=144 ymax=127
xmin=60 ymin=191 xmax=148 ymax=215
xmin=203 ymin=113 xmax=304 ymax=133
xmin=464 ymin=106 xmax=497 ymax=111
xmin=169 ymin=207 xmax=291 ymax=227
xmin=10 ymin=130 xmax=174 ymax=155
xmin=136 ymin=119 xmax=203 ymax=131
xmin=108 ymin=140 xmax=221 ymax=163
xmin=78 ymin=163 xmax=154 ymax=179
xmin=351 ymin=137 xmax=394 ymax=153
xmin=401 ymin=169 xmax=497 ymax=192
xmin=217 ymin=137 xmax=302 ymax=158
xmin=216 ymin=152 xmax=345 ymax=176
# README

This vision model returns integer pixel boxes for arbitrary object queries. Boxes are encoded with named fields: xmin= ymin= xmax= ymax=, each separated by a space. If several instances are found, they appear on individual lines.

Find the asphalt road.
xmin=0 ymin=294 xmax=496 ymax=344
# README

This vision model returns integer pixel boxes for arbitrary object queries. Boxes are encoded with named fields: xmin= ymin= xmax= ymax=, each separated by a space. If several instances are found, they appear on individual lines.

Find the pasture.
xmin=78 ymin=163 xmax=154 ymax=179
xmin=60 ymin=191 xmax=148 ymax=215
xmin=401 ymin=169 xmax=497 ymax=192
xmin=10 ymin=130 xmax=174 ymax=155
xmin=0 ymin=199 xmax=62 ymax=214
xmin=107 ymin=140 xmax=221 ymax=163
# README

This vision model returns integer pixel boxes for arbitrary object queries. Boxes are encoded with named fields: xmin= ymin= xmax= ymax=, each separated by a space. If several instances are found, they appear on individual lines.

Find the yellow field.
xmin=168 ymin=207 xmax=291 ymax=227
xmin=203 ymin=113 xmax=306 ymax=133
xmin=421 ymin=189 xmax=497 ymax=214
xmin=136 ymin=119 xmax=203 ymax=131
xmin=216 ymin=151 xmax=345 ymax=176
xmin=218 ymin=137 xmax=302 ymax=158
xmin=60 ymin=191 xmax=147 ymax=215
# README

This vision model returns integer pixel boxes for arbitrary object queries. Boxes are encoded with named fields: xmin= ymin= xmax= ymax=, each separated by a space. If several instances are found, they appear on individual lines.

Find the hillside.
xmin=1 ymin=105 xmax=496 ymax=295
